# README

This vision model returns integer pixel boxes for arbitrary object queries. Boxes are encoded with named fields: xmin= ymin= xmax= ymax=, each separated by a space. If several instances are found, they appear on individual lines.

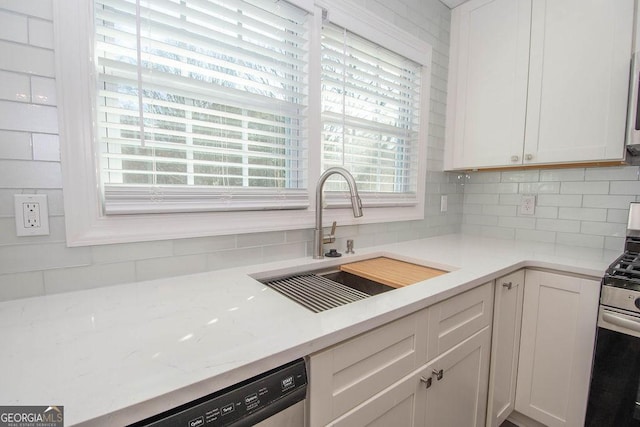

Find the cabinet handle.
xmin=510 ymin=155 xmax=519 ymax=162
xmin=525 ymin=153 xmax=533 ymax=161
xmin=420 ymin=376 xmax=433 ymax=389
xmin=502 ymin=281 xmax=513 ymax=290
xmin=432 ymin=369 xmax=444 ymax=381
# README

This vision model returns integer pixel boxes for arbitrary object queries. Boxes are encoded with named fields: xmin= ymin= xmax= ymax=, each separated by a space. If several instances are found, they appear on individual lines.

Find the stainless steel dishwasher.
xmin=127 ymin=358 xmax=307 ymax=427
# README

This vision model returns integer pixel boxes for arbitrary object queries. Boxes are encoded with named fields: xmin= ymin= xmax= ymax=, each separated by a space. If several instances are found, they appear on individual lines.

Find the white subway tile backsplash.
xmin=607 ymin=209 xmax=629 ymax=224
xmin=537 ymin=194 xmax=583 ymax=207
xmin=498 ymin=194 xmax=522 ymax=206
xmin=0 ymin=130 xmax=31 ymax=160
xmin=540 ymin=168 xmax=585 ymax=182
xmin=262 ymin=242 xmax=306 ymax=263
xmin=501 ymin=170 xmax=540 ymax=183
xmin=43 ymin=262 xmax=136 ymax=294
xmin=464 ymin=193 xmax=499 ymax=205
xmin=0 ymin=41 xmax=54 ymax=77
xmin=0 ymin=271 xmax=44 ymax=301
xmin=519 ymin=182 xmax=560 ymax=194
xmin=464 ymin=214 xmax=499 ymax=226
xmin=561 ymin=181 xmax=609 ymax=195
xmin=0 ymin=71 xmax=30 ymax=102
xmin=0 ymin=10 xmax=27 ymax=43
xmin=585 ymin=166 xmax=639 ymax=181
xmin=482 ymin=204 xmax=517 ymax=217
xmin=38 ymin=189 xmax=64 ymax=215
xmin=0 ymin=243 xmax=91 ymax=275
xmin=136 ymin=254 xmax=208 ymax=282
xmin=583 ymin=195 xmax=636 ymax=209
xmin=172 ymin=235 xmax=236 ymax=256
xmin=237 ymin=231 xmax=285 ymax=248
xmin=476 ymin=225 xmax=516 ymax=240
xmin=0 ymin=101 xmax=57 ymax=133
xmin=30 ymin=77 xmax=56 ymax=105
xmin=208 ymin=247 xmax=263 ymax=270
xmin=610 ymin=180 xmax=640 ymax=195
xmin=467 ymin=172 xmax=500 ymax=183
xmin=558 ymin=207 xmax=607 ymax=222
xmin=31 ymin=133 xmax=59 ymax=161
xmin=536 ymin=218 xmax=580 ymax=233
xmin=463 ymin=166 xmax=638 ymax=248
xmin=605 ymin=236 xmax=625 ymax=251
xmin=556 ymin=232 xmax=604 ymax=249
xmin=484 ymin=183 xmax=519 ymax=194
xmin=580 ymin=221 xmax=627 ymax=237
xmin=498 ymin=216 xmax=536 ymax=229
xmin=0 ymin=0 xmax=53 ymax=20
xmin=92 ymin=240 xmax=174 ymax=263
xmin=515 ymin=229 xmax=556 ymax=243
xmin=0 ymin=160 xmax=61 ymax=188
xmin=533 ymin=206 xmax=559 ymax=219
xmin=462 ymin=183 xmax=484 ymax=194
xmin=27 ymin=18 xmax=53 ymax=49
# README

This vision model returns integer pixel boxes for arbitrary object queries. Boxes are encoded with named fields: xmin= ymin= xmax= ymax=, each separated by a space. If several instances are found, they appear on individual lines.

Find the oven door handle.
xmin=602 ymin=311 xmax=640 ymax=333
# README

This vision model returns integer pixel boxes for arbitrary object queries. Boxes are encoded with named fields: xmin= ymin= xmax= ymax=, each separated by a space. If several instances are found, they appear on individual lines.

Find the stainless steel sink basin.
xmin=260 ymin=268 xmax=393 ymax=313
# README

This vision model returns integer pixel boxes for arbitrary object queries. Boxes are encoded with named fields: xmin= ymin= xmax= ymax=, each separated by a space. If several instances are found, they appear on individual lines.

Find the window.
xmin=54 ymin=0 xmax=431 ymax=245
xmin=95 ymin=0 xmax=310 ymax=214
xmin=320 ymin=22 xmax=422 ymax=208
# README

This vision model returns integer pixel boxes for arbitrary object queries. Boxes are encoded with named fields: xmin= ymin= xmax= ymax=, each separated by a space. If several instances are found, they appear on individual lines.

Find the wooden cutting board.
xmin=339 ymin=257 xmax=448 ymax=288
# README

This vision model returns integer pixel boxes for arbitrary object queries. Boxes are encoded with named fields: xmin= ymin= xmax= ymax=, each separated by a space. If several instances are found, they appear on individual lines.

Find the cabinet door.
xmin=524 ymin=0 xmax=634 ymax=164
xmin=446 ymin=0 xmax=531 ymax=169
xmin=486 ymin=270 xmax=525 ymax=427
xmin=515 ymin=270 xmax=600 ymax=427
xmin=329 ymin=371 xmax=427 ymax=427
xmin=423 ymin=327 xmax=492 ymax=427
xmin=427 ymin=281 xmax=493 ymax=361
xmin=308 ymin=310 xmax=428 ymax=427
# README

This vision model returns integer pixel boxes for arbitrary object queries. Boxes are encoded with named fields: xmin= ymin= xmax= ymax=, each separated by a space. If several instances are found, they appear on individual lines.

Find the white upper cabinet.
xmin=446 ymin=0 xmax=532 ymax=169
xmin=445 ymin=0 xmax=634 ymax=170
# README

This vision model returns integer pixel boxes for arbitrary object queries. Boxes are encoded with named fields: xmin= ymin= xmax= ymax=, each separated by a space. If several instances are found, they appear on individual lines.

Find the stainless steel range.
xmin=586 ymin=202 xmax=640 ymax=426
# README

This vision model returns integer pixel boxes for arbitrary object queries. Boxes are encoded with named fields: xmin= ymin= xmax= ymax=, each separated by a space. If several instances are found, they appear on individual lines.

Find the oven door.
xmin=586 ymin=307 xmax=640 ymax=426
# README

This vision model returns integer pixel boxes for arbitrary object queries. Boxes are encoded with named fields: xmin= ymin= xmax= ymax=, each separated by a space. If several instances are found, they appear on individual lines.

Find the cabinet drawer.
xmin=427 ymin=281 xmax=493 ymax=361
xmin=308 ymin=309 xmax=428 ymax=427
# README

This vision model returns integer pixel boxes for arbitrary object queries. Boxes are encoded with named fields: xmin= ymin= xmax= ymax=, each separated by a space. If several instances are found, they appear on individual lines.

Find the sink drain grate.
xmin=262 ymin=273 xmax=370 ymax=313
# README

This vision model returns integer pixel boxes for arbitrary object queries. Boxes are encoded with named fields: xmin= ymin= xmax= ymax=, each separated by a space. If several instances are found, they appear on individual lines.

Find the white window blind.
xmin=95 ymin=0 xmax=310 ymax=214
xmin=320 ymin=22 xmax=422 ymax=207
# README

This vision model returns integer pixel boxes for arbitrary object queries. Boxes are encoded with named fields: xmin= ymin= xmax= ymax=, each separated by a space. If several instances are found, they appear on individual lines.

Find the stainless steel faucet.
xmin=313 ymin=167 xmax=363 ymax=259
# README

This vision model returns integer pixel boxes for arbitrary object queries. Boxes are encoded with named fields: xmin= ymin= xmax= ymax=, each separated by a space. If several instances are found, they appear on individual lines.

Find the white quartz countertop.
xmin=0 ymin=234 xmax=620 ymax=426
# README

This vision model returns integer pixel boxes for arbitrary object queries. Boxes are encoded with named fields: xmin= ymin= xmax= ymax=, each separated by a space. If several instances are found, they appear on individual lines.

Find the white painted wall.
xmin=0 ymin=0 xmax=459 ymax=300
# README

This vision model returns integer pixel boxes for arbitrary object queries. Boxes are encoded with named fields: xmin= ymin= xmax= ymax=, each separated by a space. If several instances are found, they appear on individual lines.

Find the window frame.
xmin=54 ymin=0 xmax=432 ymax=246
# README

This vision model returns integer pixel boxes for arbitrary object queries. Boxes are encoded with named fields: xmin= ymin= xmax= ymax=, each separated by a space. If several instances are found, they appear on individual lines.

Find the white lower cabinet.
xmin=486 ymin=270 xmax=525 ymax=427
xmin=514 ymin=270 xmax=600 ymax=427
xmin=330 ymin=326 xmax=492 ymax=427
xmin=422 ymin=326 xmax=491 ymax=427
xmin=308 ymin=282 xmax=493 ymax=427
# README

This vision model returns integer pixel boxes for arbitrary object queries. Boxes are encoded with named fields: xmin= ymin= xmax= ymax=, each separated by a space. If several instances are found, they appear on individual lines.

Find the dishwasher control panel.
xmin=128 ymin=359 xmax=307 ymax=427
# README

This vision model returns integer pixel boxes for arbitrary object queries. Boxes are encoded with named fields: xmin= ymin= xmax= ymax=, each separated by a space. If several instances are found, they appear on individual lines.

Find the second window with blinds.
xmin=55 ymin=0 xmax=432 ymax=244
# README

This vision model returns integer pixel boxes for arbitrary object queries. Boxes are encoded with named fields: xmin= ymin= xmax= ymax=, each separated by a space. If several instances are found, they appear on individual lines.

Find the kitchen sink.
xmin=257 ymin=256 xmax=449 ymax=313
xmin=318 ymin=269 xmax=393 ymax=296
xmin=259 ymin=268 xmax=393 ymax=313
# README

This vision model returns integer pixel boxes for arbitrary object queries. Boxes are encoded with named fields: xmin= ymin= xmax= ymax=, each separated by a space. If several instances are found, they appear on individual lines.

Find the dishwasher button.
xmin=221 ymin=403 xmax=235 ymax=416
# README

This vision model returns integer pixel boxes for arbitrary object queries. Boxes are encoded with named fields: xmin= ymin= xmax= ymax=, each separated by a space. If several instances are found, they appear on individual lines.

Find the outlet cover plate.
xmin=519 ymin=194 xmax=536 ymax=216
xmin=14 ymin=194 xmax=50 ymax=236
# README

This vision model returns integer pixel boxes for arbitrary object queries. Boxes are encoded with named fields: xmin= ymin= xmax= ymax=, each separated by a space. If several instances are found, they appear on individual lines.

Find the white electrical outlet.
xmin=440 ymin=195 xmax=448 ymax=212
xmin=14 ymin=194 xmax=50 ymax=236
xmin=520 ymin=194 xmax=536 ymax=216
